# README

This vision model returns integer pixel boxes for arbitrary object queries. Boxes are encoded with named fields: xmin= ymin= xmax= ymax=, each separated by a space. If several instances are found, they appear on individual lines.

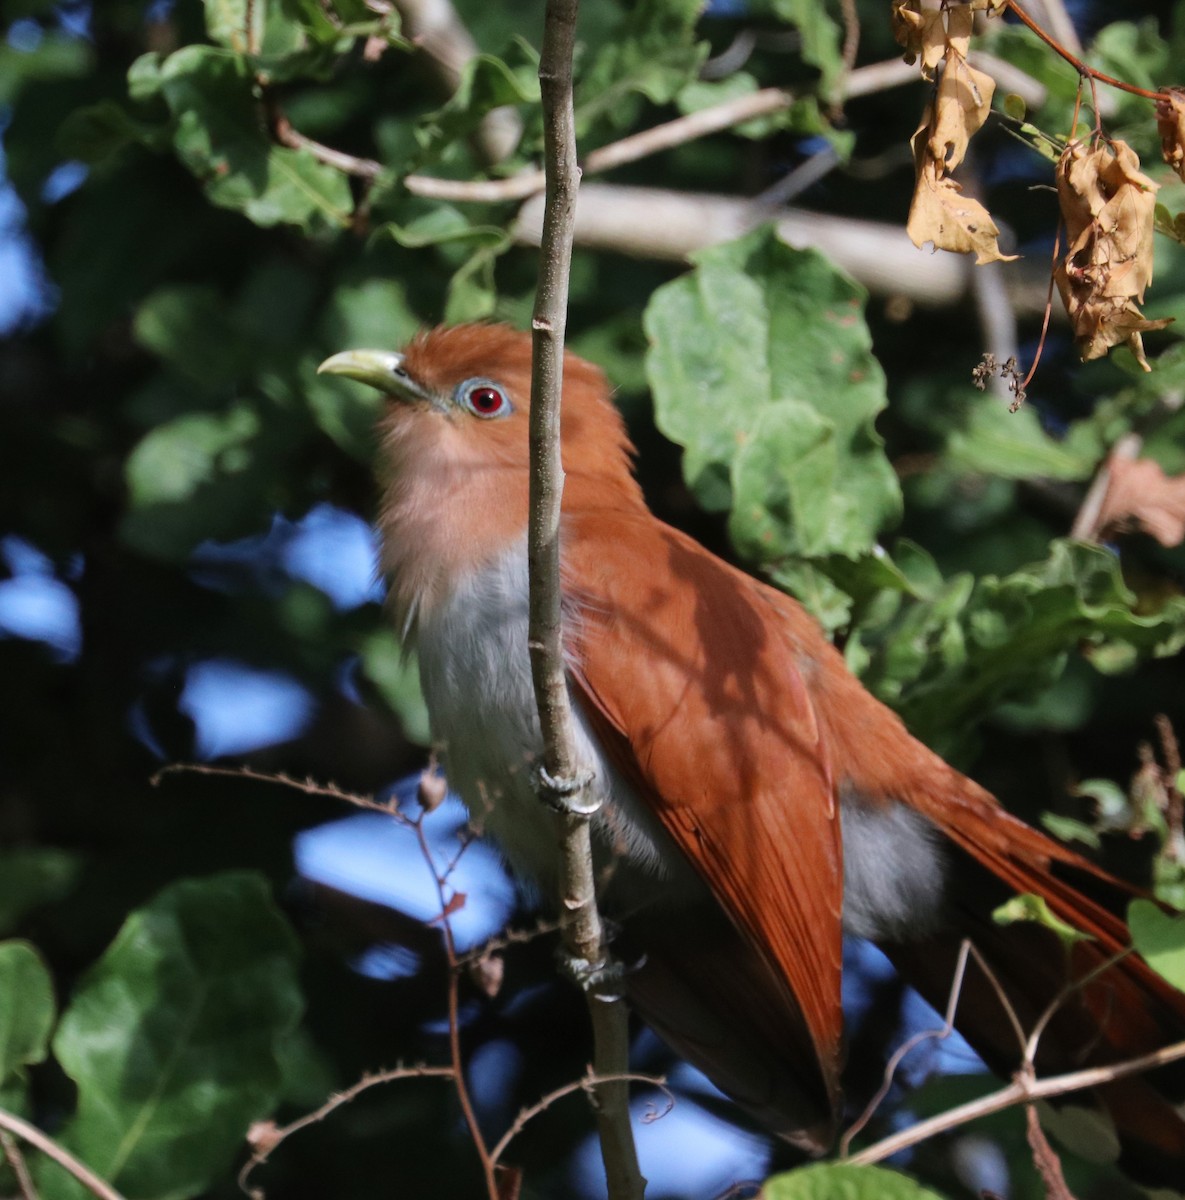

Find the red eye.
xmin=458 ymin=378 xmax=511 ymax=419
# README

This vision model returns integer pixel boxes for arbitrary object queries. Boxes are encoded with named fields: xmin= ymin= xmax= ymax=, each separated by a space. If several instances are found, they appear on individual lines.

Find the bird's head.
xmin=319 ymin=323 xmax=642 ymax=619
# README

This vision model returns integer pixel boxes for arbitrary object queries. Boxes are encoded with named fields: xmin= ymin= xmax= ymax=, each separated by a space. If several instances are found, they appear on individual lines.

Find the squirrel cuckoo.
xmin=320 ymin=324 xmax=1185 ymax=1185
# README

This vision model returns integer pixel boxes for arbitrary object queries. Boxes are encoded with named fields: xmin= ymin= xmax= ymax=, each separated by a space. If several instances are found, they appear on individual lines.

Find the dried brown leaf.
xmin=1157 ymin=88 xmax=1185 ymax=183
xmin=907 ymin=55 xmax=1014 ymax=265
xmin=1054 ymin=139 xmax=1171 ymax=366
xmin=1097 ymin=456 xmax=1185 ymax=547
xmin=929 ymin=56 xmax=995 ymax=170
xmin=893 ymin=0 xmax=975 ymax=76
xmin=908 ymin=151 xmax=1013 ymax=263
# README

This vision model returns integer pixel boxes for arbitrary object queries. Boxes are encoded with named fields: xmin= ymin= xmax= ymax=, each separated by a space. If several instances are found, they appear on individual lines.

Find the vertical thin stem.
xmin=527 ymin=1 xmax=645 ymax=1197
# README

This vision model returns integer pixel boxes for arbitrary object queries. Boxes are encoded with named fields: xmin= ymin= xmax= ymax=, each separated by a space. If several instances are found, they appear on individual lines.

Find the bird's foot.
xmin=532 ymin=762 xmax=599 ymax=815
xmin=557 ymin=951 xmax=627 ymax=998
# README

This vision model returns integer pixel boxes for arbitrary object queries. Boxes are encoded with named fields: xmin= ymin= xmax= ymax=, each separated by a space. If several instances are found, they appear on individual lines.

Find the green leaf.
xmin=577 ymin=0 xmax=707 ymax=132
xmin=120 ymin=404 xmax=281 ymax=559
xmin=0 ymin=34 xmax=92 ymax=108
xmin=0 ymin=942 xmax=55 ymax=1083
xmin=125 ymin=405 xmax=261 ymax=508
xmin=1129 ymin=899 xmax=1185 ymax=990
xmin=763 ymin=1162 xmax=951 ymax=1200
xmin=381 ymin=204 xmax=507 ymax=249
xmin=133 ymin=284 xmax=253 ymax=389
xmin=948 ymin=395 xmax=1094 ymax=482
xmin=45 ymin=873 xmax=302 ymax=1200
xmin=158 ymin=46 xmax=351 ymax=233
xmin=993 ymin=892 xmax=1094 ymax=947
xmin=644 ymin=226 xmax=900 ymax=563
xmin=1041 ymin=813 xmax=1101 ymax=850
xmin=415 ymin=47 xmax=537 ymax=160
xmin=357 ymin=628 xmax=430 ymax=745
xmin=56 ymin=100 xmax=172 ymax=164
xmin=769 ymin=0 xmax=845 ymax=97
xmin=444 ymin=234 xmax=511 ymax=323
xmin=204 ymin=0 xmax=305 ymax=57
xmin=856 ymin=540 xmax=1185 ymax=750
xmin=0 ymin=848 xmax=84 ymax=937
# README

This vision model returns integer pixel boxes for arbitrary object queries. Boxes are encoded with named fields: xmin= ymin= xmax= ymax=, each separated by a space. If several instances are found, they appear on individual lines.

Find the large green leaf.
xmin=764 ymin=1162 xmax=950 ymax=1200
xmin=644 ymin=226 xmax=900 ymax=560
xmin=0 ymin=942 xmax=55 ymax=1084
xmin=44 ymin=873 xmax=302 ymax=1200
xmin=158 ymin=46 xmax=352 ymax=233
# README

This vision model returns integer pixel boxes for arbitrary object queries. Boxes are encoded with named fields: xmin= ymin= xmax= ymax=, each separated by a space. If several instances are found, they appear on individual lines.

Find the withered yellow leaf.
xmin=908 ymin=126 xmax=1015 ymax=264
xmin=943 ymin=3 xmax=974 ymax=60
xmin=929 ymin=57 xmax=995 ymax=170
xmin=892 ymin=0 xmax=963 ymax=76
xmin=1054 ymin=140 xmax=1169 ymax=367
xmin=1157 ymin=88 xmax=1185 ymax=183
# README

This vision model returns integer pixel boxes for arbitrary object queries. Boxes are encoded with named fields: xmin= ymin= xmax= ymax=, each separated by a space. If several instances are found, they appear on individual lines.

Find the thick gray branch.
xmin=514 ymin=183 xmax=1057 ymax=314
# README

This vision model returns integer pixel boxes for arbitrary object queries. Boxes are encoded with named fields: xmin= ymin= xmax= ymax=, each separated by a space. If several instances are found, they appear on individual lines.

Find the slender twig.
xmin=0 ymin=1109 xmax=128 ymax=1200
xmin=847 ymin=1036 xmax=1185 ymax=1166
xmin=1015 ymin=223 xmax=1063 ymax=407
xmin=151 ymin=762 xmax=400 ymax=817
xmin=528 ymin=1 xmax=644 ymax=1197
xmin=237 ymin=1064 xmax=457 ymax=1194
xmin=840 ymin=941 xmax=973 ymax=1156
xmin=1 ymin=1128 xmax=39 ymax=1200
xmin=836 ymin=0 xmax=860 ymax=102
xmin=1003 ymin=0 xmax=1163 ymax=101
xmin=1155 ymin=714 xmax=1184 ymax=861
xmin=455 ymin=917 xmax=561 ymax=968
xmin=410 ymin=816 xmax=500 ymax=1199
xmin=245 ymin=0 xmax=258 ymax=55
xmin=1024 ymin=1101 xmax=1076 ymax=1200
xmin=265 ymin=56 xmax=929 ymax=206
xmin=1023 ymin=947 xmax=1132 ymax=1067
xmin=489 ymin=1072 xmax=672 ymax=1164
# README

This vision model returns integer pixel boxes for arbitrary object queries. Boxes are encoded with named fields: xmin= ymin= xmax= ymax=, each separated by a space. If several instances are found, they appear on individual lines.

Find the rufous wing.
xmin=563 ymin=509 xmax=845 ymax=1130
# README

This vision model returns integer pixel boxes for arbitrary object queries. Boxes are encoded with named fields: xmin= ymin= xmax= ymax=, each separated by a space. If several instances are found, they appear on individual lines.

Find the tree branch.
xmin=514 ymin=183 xmax=1059 ymax=314
xmin=846 ymin=1037 xmax=1185 ymax=1167
xmin=0 ymin=1109 xmax=128 ymax=1200
xmin=527 ymin=1 xmax=644 ymax=1197
xmin=0 ymin=1128 xmax=40 ymax=1200
xmin=490 ymin=1071 xmax=672 ymax=1166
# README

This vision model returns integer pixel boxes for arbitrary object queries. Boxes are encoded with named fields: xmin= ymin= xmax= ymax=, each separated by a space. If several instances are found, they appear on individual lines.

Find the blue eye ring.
xmin=456 ymin=377 xmax=512 ymax=419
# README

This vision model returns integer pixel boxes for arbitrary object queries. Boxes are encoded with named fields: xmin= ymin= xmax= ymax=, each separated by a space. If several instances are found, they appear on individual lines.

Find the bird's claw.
xmin=557 ymin=952 xmax=626 ymax=997
xmin=533 ymin=763 xmax=598 ymax=815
